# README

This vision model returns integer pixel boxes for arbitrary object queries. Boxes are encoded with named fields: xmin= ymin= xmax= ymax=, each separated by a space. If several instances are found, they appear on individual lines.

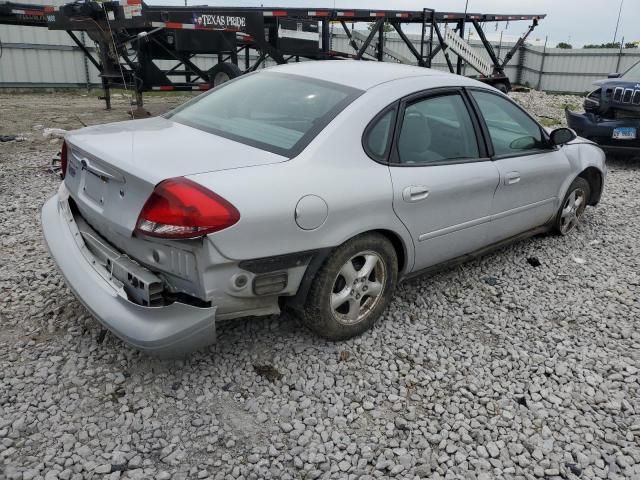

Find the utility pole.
xmin=464 ymin=0 xmax=470 ymax=38
xmin=613 ymin=0 xmax=623 ymax=44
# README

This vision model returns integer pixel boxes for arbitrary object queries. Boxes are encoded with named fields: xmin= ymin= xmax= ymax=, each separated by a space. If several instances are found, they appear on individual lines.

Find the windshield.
xmin=167 ymin=71 xmax=362 ymax=157
xmin=621 ymin=60 xmax=640 ymax=81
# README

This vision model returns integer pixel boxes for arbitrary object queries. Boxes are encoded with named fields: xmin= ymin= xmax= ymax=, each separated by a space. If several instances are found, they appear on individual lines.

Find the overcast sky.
xmin=149 ymin=0 xmax=638 ymax=47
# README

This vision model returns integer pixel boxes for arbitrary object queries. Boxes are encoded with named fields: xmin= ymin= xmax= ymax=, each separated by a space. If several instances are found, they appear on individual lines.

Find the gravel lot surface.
xmin=1 ymin=91 xmax=639 ymax=480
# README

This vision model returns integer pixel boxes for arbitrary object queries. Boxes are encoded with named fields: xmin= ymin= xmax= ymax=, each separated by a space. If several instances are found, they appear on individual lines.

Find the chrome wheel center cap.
xmin=351 ymin=278 xmax=367 ymax=298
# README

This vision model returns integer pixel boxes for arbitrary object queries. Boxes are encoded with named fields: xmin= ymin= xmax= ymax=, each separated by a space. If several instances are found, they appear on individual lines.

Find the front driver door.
xmin=469 ymin=89 xmax=572 ymax=243
xmin=384 ymin=90 xmax=500 ymax=272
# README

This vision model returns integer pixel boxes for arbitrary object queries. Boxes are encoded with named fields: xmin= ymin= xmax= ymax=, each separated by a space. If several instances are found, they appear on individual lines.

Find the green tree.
xmin=556 ymin=42 xmax=573 ymax=49
xmin=367 ymin=21 xmax=394 ymax=33
xmin=584 ymin=42 xmax=621 ymax=49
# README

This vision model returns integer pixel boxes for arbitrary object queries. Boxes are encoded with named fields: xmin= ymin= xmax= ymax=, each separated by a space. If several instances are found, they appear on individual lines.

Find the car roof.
xmin=266 ymin=60 xmax=483 ymax=90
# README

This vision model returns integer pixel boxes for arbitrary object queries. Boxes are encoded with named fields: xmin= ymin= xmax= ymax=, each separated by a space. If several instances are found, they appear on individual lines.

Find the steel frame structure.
xmin=1 ymin=1 xmax=544 ymax=110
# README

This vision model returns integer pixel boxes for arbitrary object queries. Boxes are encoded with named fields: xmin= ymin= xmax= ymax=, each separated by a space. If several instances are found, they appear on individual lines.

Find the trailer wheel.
xmin=495 ymin=82 xmax=509 ymax=94
xmin=209 ymin=62 xmax=242 ymax=87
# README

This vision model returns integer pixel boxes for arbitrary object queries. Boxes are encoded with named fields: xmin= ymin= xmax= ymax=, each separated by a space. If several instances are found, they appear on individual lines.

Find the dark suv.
xmin=566 ymin=60 xmax=640 ymax=158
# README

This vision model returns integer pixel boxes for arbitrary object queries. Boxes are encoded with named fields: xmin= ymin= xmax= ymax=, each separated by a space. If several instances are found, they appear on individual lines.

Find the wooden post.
xmin=101 ymin=77 xmax=111 ymax=110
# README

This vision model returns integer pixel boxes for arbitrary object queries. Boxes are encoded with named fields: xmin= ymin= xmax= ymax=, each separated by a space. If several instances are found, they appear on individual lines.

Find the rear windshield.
xmin=166 ymin=71 xmax=362 ymax=157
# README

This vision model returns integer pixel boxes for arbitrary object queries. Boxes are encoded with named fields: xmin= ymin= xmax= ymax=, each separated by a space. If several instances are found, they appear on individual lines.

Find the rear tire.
xmin=302 ymin=233 xmax=398 ymax=341
xmin=554 ymin=177 xmax=591 ymax=235
xmin=209 ymin=62 xmax=242 ymax=87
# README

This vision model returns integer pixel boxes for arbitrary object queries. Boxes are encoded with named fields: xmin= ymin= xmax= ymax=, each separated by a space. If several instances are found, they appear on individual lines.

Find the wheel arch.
xmin=578 ymin=166 xmax=604 ymax=205
xmin=285 ymin=228 xmax=411 ymax=314
xmin=370 ymin=228 xmax=408 ymax=275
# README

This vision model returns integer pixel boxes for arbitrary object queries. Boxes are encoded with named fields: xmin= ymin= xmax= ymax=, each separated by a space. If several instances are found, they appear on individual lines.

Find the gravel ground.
xmin=510 ymin=90 xmax=581 ymax=129
xmin=1 ymin=91 xmax=639 ymax=480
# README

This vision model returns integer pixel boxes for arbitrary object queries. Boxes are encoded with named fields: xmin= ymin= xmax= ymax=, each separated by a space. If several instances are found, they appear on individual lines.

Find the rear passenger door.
xmin=371 ymin=89 xmax=500 ymax=272
xmin=469 ymin=89 xmax=572 ymax=243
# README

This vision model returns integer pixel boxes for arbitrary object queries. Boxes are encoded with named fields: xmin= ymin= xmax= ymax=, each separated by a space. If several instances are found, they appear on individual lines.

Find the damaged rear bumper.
xmin=566 ymin=109 xmax=640 ymax=156
xmin=41 ymin=186 xmax=217 ymax=357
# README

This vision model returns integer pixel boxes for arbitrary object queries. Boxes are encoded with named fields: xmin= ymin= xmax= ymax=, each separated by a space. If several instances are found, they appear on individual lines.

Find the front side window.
xmin=167 ymin=72 xmax=362 ymax=157
xmin=471 ymin=90 xmax=547 ymax=156
xmin=396 ymin=93 xmax=479 ymax=165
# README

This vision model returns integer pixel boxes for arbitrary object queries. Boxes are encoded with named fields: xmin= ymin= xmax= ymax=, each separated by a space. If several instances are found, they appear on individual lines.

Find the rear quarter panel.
xmin=186 ymin=78 xmax=452 ymax=274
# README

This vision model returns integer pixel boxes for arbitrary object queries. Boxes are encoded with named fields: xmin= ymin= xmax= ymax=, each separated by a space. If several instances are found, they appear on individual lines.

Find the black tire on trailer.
xmin=209 ymin=62 xmax=242 ymax=87
xmin=302 ymin=233 xmax=398 ymax=341
xmin=554 ymin=177 xmax=591 ymax=236
xmin=495 ymin=82 xmax=509 ymax=94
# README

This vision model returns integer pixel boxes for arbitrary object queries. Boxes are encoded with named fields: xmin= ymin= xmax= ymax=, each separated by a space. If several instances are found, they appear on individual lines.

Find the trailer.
xmin=1 ymin=1 xmax=544 ymax=111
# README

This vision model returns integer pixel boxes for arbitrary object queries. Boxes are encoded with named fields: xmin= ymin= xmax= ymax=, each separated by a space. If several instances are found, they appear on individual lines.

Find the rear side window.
xmin=471 ymin=90 xmax=547 ymax=156
xmin=363 ymin=108 xmax=396 ymax=161
xmin=396 ymin=94 xmax=479 ymax=165
xmin=167 ymin=72 xmax=362 ymax=157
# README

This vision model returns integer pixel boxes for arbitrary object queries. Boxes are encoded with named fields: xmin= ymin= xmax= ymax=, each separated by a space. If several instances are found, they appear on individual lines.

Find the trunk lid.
xmin=63 ymin=116 xmax=286 ymax=238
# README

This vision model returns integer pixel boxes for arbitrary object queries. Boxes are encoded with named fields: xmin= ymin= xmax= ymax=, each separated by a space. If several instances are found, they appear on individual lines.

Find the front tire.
xmin=554 ymin=177 xmax=590 ymax=235
xmin=302 ymin=233 xmax=398 ymax=341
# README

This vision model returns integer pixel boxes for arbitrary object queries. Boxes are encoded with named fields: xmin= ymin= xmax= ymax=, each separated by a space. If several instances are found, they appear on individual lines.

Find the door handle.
xmin=402 ymin=185 xmax=430 ymax=202
xmin=504 ymin=172 xmax=521 ymax=185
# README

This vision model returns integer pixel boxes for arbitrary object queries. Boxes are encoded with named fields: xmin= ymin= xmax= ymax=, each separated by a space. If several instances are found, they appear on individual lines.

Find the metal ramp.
xmin=351 ymin=30 xmax=415 ymax=64
xmin=442 ymin=25 xmax=493 ymax=76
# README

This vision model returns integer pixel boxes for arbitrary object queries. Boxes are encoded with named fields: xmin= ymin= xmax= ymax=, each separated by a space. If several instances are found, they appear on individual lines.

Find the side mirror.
xmin=550 ymin=127 xmax=577 ymax=146
xmin=608 ymin=72 xmax=621 ymax=78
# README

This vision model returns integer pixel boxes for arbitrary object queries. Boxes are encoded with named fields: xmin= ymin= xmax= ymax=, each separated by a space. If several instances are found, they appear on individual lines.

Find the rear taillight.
xmin=135 ymin=177 xmax=240 ymax=239
xmin=60 ymin=142 xmax=68 ymax=179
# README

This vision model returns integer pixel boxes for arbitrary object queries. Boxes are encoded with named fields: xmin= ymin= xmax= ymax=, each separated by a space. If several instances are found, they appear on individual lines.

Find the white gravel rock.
xmin=510 ymin=89 xmax=581 ymax=128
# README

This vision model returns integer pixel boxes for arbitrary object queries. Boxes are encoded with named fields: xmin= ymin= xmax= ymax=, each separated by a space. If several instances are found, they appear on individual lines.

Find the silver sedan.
xmin=41 ymin=61 xmax=606 ymax=356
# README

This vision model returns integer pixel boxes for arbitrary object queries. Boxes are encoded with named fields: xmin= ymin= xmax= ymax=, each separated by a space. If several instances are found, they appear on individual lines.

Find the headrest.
xmin=398 ymin=111 xmax=431 ymax=154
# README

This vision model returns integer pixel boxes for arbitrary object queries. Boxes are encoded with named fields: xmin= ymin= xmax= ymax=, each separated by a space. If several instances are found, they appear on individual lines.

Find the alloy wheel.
xmin=559 ymin=188 xmax=586 ymax=235
xmin=330 ymin=251 xmax=386 ymax=325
